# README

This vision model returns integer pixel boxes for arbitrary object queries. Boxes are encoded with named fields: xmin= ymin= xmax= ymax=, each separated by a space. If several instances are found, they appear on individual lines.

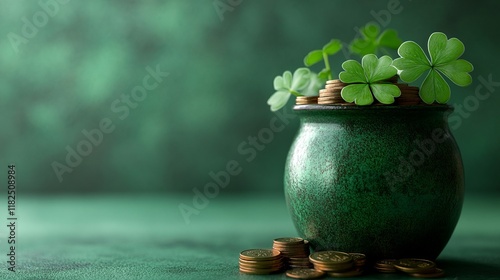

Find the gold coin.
xmin=239 ymin=259 xmax=284 ymax=266
xmin=319 ymin=89 xmax=340 ymax=94
xmin=320 ymin=90 xmax=342 ymax=94
xmin=312 ymin=262 xmax=354 ymax=272
xmin=409 ymin=268 xmax=445 ymax=278
xmin=327 ymin=268 xmax=363 ymax=278
xmin=240 ymin=249 xmax=281 ymax=261
xmin=273 ymin=237 xmax=304 ymax=245
xmin=325 ymin=86 xmax=345 ymax=91
xmin=319 ymin=94 xmax=342 ymax=98
xmin=296 ymin=96 xmax=318 ymax=100
xmin=285 ymin=268 xmax=325 ymax=279
xmin=289 ymin=265 xmax=314 ymax=269
xmin=348 ymin=253 xmax=366 ymax=265
xmin=309 ymin=251 xmax=354 ymax=264
xmin=394 ymin=258 xmax=436 ymax=274
xmin=326 ymin=79 xmax=347 ymax=85
xmin=318 ymin=97 xmax=344 ymax=101
xmin=318 ymin=101 xmax=354 ymax=105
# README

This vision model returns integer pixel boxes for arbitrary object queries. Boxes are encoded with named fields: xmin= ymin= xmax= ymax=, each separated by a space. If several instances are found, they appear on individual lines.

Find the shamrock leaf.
xmin=339 ymin=60 xmax=365 ymax=83
xmin=349 ymin=23 xmax=403 ymax=57
xmin=392 ymin=41 xmax=431 ymax=82
xmin=392 ymin=32 xmax=474 ymax=104
xmin=341 ymin=84 xmax=373 ymax=105
xmin=339 ymin=54 xmax=401 ymax=105
xmin=302 ymin=72 xmax=327 ymax=97
xmin=267 ymin=68 xmax=311 ymax=111
xmin=304 ymin=39 xmax=342 ymax=80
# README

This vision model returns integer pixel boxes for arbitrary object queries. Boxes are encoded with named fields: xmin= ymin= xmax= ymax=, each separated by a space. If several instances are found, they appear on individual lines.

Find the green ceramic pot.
xmin=284 ymin=104 xmax=464 ymax=260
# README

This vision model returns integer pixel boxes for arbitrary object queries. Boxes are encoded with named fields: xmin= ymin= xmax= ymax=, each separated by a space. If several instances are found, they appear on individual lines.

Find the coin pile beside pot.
xmin=239 ymin=236 xmax=446 ymax=278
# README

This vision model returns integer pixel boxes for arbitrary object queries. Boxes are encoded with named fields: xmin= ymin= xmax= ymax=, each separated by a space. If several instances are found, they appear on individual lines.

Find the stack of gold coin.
xmin=349 ymin=253 xmax=366 ymax=268
xmin=272 ymin=238 xmax=311 ymax=268
xmin=374 ymin=259 xmax=398 ymax=273
xmin=295 ymin=96 xmax=318 ymax=105
xmin=394 ymin=258 xmax=445 ymax=278
xmin=288 ymin=257 xmax=313 ymax=268
xmin=316 ymin=76 xmax=426 ymax=106
xmin=318 ymin=80 xmax=351 ymax=105
xmin=309 ymin=251 xmax=362 ymax=276
xmin=395 ymin=84 xmax=421 ymax=105
xmin=238 ymin=249 xmax=284 ymax=275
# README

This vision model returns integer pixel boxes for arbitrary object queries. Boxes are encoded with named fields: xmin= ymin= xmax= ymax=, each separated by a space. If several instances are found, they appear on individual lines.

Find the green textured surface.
xmin=0 ymin=194 xmax=498 ymax=279
xmin=0 ymin=0 xmax=499 ymax=194
xmin=285 ymin=105 xmax=463 ymax=258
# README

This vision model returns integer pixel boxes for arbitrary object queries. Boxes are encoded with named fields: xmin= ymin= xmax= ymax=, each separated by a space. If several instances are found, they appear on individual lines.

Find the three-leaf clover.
xmin=392 ymin=32 xmax=473 ymax=104
xmin=339 ymin=54 xmax=401 ymax=105
xmin=350 ymin=22 xmax=402 ymax=57
xmin=304 ymin=39 xmax=342 ymax=80
xmin=267 ymin=68 xmax=311 ymax=111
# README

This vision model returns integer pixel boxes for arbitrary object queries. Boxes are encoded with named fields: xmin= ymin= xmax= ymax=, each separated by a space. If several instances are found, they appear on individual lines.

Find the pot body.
xmin=284 ymin=105 xmax=464 ymax=260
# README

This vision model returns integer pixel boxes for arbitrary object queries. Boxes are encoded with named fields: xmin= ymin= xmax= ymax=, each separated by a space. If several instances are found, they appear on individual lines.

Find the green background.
xmin=0 ymin=0 xmax=498 ymax=195
xmin=0 ymin=1 xmax=499 ymax=279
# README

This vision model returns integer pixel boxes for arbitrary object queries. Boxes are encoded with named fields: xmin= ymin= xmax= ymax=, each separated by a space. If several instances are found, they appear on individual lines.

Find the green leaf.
xmin=436 ymin=59 xmax=473 ymax=86
xmin=397 ymin=41 xmax=431 ymax=67
xmin=283 ymin=71 xmax=293 ymax=88
xmin=291 ymin=68 xmax=311 ymax=90
xmin=322 ymin=39 xmax=342 ymax=55
xmin=377 ymin=29 xmax=402 ymax=49
xmin=370 ymin=84 xmax=401 ymax=104
xmin=392 ymin=57 xmax=431 ymax=83
xmin=420 ymin=70 xmax=451 ymax=104
xmin=362 ymin=54 xmax=397 ymax=83
xmin=349 ymin=23 xmax=401 ymax=57
xmin=273 ymin=76 xmax=284 ymax=90
xmin=362 ymin=23 xmax=380 ymax=40
xmin=393 ymin=41 xmax=431 ymax=82
xmin=301 ymin=72 xmax=325 ymax=96
xmin=393 ymin=32 xmax=474 ymax=104
xmin=267 ymin=90 xmax=291 ymax=111
xmin=428 ymin=32 xmax=464 ymax=66
xmin=304 ymin=50 xmax=323 ymax=67
xmin=339 ymin=60 xmax=366 ymax=83
xmin=318 ymin=68 xmax=330 ymax=80
xmin=349 ymin=38 xmax=377 ymax=57
xmin=341 ymin=84 xmax=373 ymax=105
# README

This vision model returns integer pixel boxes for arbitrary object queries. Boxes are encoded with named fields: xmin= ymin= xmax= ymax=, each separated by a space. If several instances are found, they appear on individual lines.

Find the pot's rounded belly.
xmin=284 ymin=121 xmax=464 ymax=260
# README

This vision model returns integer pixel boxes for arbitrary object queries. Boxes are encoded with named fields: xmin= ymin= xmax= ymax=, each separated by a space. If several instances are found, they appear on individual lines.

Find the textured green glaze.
xmin=284 ymin=105 xmax=464 ymax=260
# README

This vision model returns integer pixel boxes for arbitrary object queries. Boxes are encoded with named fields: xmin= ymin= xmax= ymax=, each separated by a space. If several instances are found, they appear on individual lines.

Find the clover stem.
xmin=323 ymin=52 xmax=333 ymax=80
xmin=289 ymin=89 xmax=303 ymax=97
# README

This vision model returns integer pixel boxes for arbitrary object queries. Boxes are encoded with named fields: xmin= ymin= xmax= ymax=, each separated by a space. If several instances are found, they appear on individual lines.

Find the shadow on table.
xmin=439 ymin=259 xmax=500 ymax=279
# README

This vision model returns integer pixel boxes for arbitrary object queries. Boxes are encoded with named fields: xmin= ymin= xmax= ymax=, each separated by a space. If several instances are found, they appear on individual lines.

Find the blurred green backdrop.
xmin=0 ymin=0 xmax=498 ymax=194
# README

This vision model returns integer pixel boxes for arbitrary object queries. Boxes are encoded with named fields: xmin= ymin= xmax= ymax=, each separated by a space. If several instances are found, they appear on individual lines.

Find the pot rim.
xmin=294 ymin=104 xmax=452 ymax=112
